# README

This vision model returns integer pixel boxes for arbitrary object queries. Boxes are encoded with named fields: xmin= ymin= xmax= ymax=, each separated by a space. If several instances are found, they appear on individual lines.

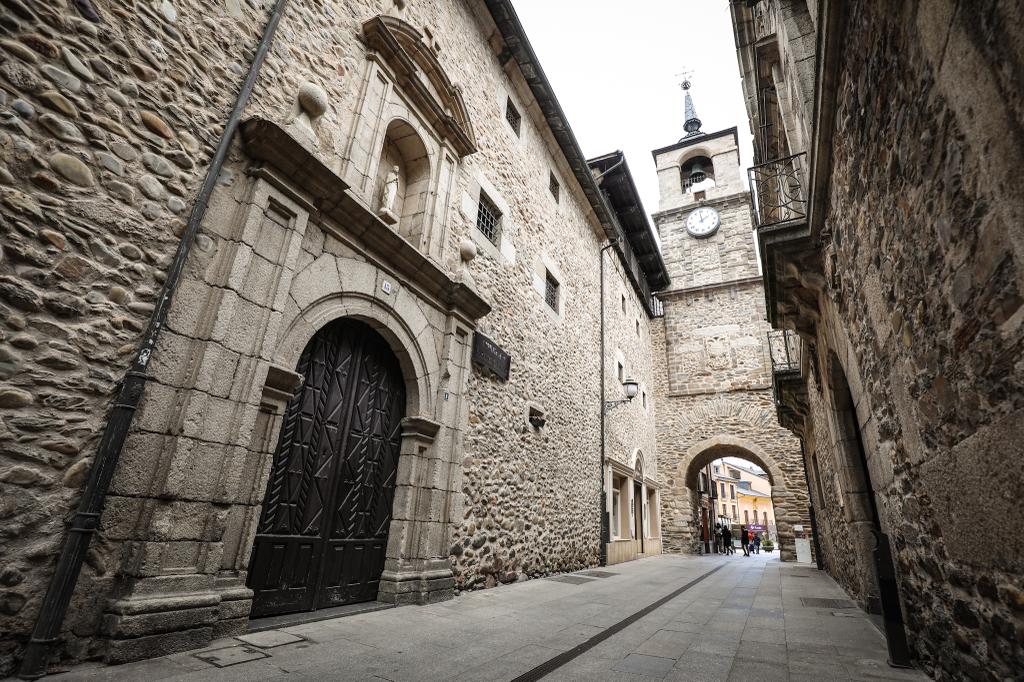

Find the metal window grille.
xmin=548 ymin=172 xmax=560 ymax=201
xmin=475 ymin=192 xmax=501 ymax=245
xmin=505 ymin=98 xmax=521 ymax=135
xmin=544 ymin=271 xmax=559 ymax=312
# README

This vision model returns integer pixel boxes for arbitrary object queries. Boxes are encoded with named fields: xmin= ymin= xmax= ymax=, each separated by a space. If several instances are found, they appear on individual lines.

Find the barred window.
xmin=544 ymin=270 xmax=559 ymax=312
xmin=475 ymin=192 xmax=501 ymax=245
xmin=505 ymin=97 xmax=521 ymax=136
xmin=548 ymin=172 xmax=560 ymax=201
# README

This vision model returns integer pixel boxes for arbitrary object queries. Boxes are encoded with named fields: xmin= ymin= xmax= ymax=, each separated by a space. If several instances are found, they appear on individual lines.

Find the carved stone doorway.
xmin=248 ymin=318 xmax=406 ymax=617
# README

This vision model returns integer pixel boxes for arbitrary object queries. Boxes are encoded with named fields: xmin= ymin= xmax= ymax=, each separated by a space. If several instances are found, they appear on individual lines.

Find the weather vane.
xmin=675 ymin=69 xmax=694 ymax=91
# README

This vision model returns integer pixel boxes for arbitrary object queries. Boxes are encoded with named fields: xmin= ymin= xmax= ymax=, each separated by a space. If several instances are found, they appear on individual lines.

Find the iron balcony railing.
xmin=747 ymin=152 xmax=808 ymax=229
xmin=768 ymin=329 xmax=801 ymax=408
xmin=767 ymin=329 xmax=801 ymax=374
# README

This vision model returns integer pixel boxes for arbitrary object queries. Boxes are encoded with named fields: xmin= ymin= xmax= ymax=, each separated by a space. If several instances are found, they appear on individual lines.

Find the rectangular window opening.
xmin=505 ymin=97 xmax=521 ymax=136
xmin=620 ymin=293 xmax=626 ymax=313
xmin=548 ymin=172 xmax=560 ymax=201
xmin=616 ymin=361 xmax=624 ymax=383
xmin=475 ymin=191 xmax=501 ymax=245
xmin=635 ymin=319 xmax=640 ymax=337
xmin=544 ymin=270 xmax=560 ymax=312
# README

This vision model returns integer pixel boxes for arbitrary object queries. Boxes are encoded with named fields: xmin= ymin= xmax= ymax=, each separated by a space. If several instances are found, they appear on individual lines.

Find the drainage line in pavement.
xmin=511 ymin=562 xmax=728 ymax=682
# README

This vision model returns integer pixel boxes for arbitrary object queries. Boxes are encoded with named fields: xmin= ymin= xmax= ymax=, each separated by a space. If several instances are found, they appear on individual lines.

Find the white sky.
xmin=511 ymin=0 xmax=754 ymax=219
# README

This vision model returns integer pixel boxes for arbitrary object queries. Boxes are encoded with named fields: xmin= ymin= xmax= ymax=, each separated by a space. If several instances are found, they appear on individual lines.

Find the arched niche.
xmin=345 ymin=15 xmax=477 ymax=261
xmin=375 ymin=118 xmax=432 ymax=246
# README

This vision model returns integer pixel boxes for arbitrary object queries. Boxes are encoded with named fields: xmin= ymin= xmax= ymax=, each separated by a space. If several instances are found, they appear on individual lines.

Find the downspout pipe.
xmin=598 ymin=237 xmax=620 ymax=567
xmin=18 ymin=1 xmax=291 ymax=677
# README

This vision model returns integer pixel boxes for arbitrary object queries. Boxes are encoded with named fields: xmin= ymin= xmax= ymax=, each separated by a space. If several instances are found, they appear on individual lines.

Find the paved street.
xmin=44 ymin=553 xmax=927 ymax=682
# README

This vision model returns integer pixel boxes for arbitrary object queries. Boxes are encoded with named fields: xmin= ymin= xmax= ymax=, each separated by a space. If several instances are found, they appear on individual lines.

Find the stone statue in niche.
xmin=378 ymin=165 xmax=400 ymax=225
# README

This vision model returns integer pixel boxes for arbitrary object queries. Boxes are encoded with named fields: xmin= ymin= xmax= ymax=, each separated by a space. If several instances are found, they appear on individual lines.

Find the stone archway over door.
xmin=248 ymin=318 xmax=406 ymax=617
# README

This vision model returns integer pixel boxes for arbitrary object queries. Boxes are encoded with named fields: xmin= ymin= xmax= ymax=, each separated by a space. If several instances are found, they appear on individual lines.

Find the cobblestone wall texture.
xmin=0 ymin=0 xmax=265 ymax=673
xmin=795 ymin=1 xmax=1024 ymax=679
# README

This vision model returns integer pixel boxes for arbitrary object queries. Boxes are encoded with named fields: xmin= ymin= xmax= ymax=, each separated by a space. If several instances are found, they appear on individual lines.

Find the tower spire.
xmin=679 ymin=76 xmax=703 ymax=140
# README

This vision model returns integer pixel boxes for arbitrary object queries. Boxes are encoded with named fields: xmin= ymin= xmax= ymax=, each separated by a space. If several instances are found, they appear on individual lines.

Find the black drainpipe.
xmin=18 ymin=1 xmax=291 ymax=677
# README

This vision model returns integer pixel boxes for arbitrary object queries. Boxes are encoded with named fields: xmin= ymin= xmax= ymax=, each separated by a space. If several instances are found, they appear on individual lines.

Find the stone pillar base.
xmin=100 ymin=575 xmax=255 ymax=664
xmin=378 ymin=563 xmax=454 ymax=605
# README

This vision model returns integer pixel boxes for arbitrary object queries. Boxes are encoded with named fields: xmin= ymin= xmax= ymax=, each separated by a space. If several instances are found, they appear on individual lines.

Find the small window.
xmin=620 ymin=293 xmax=626 ymax=313
xmin=635 ymin=319 xmax=640 ymax=337
xmin=642 ymin=391 xmax=647 ymax=409
xmin=730 ymin=484 xmax=736 ymax=499
xmin=763 ymin=511 xmax=768 ymax=525
xmin=694 ymin=190 xmax=706 ymax=201
xmin=732 ymin=504 xmax=737 ymax=520
xmin=744 ymin=510 xmax=749 ymax=524
xmin=720 ymin=482 xmax=726 ymax=497
xmin=476 ymin=192 xmax=501 ymax=245
xmin=616 ymin=361 xmax=624 ymax=383
xmin=548 ymin=172 xmax=560 ymax=202
xmin=544 ymin=270 xmax=559 ymax=312
xmin=505 ymin=97 xmax=521 ymax=136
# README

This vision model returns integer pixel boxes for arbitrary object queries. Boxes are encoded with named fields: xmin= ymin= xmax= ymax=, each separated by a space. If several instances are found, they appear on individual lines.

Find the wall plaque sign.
xmin=472 ymin=332 xmax=510 ymax=381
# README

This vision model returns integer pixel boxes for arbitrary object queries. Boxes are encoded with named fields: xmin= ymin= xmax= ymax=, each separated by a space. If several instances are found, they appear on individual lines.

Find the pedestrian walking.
xmin=740 ymin=526 xmax=750 ymax=556
xmin=753 ymin=533 xmax=761 ymax=554
xmin=721 ymin=525 xmax=734 ymax=555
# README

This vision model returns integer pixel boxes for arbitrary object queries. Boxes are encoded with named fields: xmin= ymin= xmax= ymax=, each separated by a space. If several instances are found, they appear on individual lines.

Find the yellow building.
xmin=710 ymin=459 xmax=777 ymax=540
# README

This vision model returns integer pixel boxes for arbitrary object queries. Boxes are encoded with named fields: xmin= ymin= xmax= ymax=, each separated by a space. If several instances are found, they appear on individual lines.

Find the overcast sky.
xmin=511 ymin=1 xmax=754 ymax=218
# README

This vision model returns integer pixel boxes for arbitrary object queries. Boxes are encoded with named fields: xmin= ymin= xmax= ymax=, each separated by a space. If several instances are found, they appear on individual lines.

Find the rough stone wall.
xmin=661 ymin=281 xmax=772 ymax=396
xmin=0 ymin=1 xmax=266 ymax=674
xmin=604 ymin=254 xmax=659 ymax=479
xmin=795 ymin=1 xmax=1024 ymax=678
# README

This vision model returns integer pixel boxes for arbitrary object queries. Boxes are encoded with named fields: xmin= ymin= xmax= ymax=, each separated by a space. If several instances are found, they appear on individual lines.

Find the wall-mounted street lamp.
xmin=604 ymin=377 xmax=639 ymax=413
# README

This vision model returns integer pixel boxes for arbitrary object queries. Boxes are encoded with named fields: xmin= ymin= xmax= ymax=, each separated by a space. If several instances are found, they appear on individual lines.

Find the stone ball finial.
xmin=459 ymin=238 xmax=477 ymax=263
xmin=297 ymin=82 xmax=328 ymax=122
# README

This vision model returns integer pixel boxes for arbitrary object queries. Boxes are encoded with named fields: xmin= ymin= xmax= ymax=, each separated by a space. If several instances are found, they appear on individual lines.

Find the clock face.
xmin=686 ymin=206 xmax=720 ymax=238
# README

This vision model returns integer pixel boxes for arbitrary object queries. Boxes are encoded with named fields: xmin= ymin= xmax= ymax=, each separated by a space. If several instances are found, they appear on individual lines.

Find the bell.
xmin=689 ymin=162 xmax=707 ymax=184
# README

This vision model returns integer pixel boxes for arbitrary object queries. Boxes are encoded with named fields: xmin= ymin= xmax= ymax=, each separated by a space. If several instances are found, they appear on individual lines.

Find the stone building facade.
xmin=732 ymin=0 xmax=1024 ymax=678
xmin=649 ymin=117 xmax=810 ymax=562
xmin=0 ymin=0 xmax=669 ymax=674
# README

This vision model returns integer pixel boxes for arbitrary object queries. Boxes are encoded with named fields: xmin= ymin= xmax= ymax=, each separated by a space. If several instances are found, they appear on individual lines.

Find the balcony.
xmin=767 ymin=329 xmax=801 ymax=375
xmin=748 ymin=152 xmax=807 ymax=229
xmin=766 ymin=329 xmax=809 ymax=436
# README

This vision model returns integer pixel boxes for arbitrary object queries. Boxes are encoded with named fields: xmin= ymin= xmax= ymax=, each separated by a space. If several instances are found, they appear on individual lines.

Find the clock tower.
xmin=650 ymin=80 xmax=808 ymax=557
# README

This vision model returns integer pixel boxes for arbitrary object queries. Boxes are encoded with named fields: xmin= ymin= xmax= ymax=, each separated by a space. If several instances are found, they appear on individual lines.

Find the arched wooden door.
xmin=248 ymin=319 xmax=406 ymax=618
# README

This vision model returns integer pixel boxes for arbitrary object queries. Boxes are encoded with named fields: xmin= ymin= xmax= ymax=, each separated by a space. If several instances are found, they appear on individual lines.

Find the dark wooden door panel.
xmin=249 ymin=319 xmax=405 ymax=618
xmin=248 ymin=536 xmax=318 ymax=618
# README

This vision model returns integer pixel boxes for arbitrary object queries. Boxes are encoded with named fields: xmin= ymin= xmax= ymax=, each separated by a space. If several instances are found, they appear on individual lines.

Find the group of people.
xmin=715 ymin=523 xmax=762 ymax=556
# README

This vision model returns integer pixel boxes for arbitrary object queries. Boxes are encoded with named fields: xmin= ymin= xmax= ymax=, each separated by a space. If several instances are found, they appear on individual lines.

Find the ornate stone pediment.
xmin=362 ymin=16 xmax=477 ymax=158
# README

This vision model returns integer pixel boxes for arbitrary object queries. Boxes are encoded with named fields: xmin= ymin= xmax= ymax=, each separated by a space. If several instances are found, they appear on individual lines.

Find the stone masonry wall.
xmin=661 ymin=281 xmax=772 ymax=396
xmin=795 ymin=1 xmax=1024 ymax=678
xmin=604 ymin=254 xmax=660 ymax=480
xmin=0 ymin=0 xmax=663 ymax=671
xmin=0 ymin=1 xmax=266 ymax=674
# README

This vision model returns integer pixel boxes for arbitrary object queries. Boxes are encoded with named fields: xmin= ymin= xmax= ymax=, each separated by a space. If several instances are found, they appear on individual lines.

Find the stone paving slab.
xmin=41 ymin=553 xmax=929 ymax=682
